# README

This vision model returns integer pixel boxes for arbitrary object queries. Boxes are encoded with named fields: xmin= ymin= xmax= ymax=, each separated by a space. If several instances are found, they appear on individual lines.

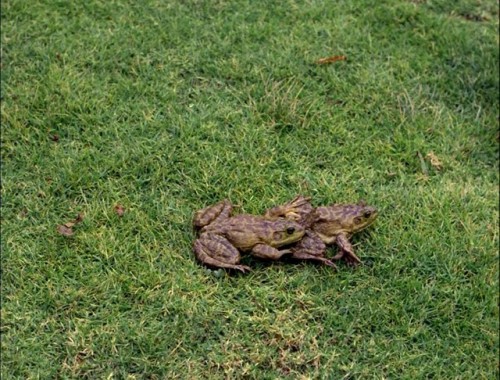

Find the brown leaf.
xmin=74 ymin=213 xmax=84 ymax=223
xmin=114 ymin=204 xmax=125 ymax=217
xmin=316 ymin=55 xmax=347 ymax=64
xmin=57 ymin=224 xmax=74 ymax=236
xmin=50 ymin=134 xmax=60 ymax=142
xmin=57 ymin=213 xmax=84 ymax=237
xmin=64 ymin=221 xmax=76 ymax=228
xmin=426 ymin=151 xmax=443 ymax=170
xmin=460 ymin=12 xmax=489 ymax=22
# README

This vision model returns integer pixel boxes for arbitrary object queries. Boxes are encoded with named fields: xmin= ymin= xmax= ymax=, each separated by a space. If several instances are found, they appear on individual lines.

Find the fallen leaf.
xmin=74 ymin=213 xmax=84 ymax=223
xmin=114 ymin=204 xmax=125 ymax=217
xmin=57 ymin=213 xmax=84 ymax=237
xmin=316 ymin=55 xmax=347 ymax=64
xmin=50 ymin=134 xmax=59 ymax=142
xmin=426 ymin=151 xmax=443 ymax=170
xmin=57 ymin=224 xmax=74 ymax=236
xmin=460 ymin=12 xmax=489 ymax=22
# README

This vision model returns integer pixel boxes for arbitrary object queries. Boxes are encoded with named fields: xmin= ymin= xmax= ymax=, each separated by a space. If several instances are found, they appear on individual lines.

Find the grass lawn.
xmin=2 ymin=0 xmax=498 ymax=378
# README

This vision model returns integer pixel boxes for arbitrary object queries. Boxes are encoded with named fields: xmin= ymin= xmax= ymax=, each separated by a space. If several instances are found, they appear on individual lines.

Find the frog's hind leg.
xmin=193 ymin=233 xmax=250 ymax=273
xmin=291 ymin=252 xmax=337 ymax=268
xmin=290 ymin=231 xmax=337 ymax=268
xmin=193 ymin=199 xmax=233 ymax=229
xmin=264 ymin=195 xmax=313 ymax=224
xmin=334 ymin=233 xmax=362 ymax=265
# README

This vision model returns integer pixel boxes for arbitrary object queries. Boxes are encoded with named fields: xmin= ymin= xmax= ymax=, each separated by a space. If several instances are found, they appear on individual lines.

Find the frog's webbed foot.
xmin=264 ymin=195 xmax=313 ymax=224
xmin=251 ymin=244 xmax=292 ymax=260
xmin=334 ymin=233 xmax=362 ymax=266
xmin=193 ymin=233 xmax=251 ymax=273
xmin=193 ymin=199 xmax=233 ymax=230
xmin=290 ymin=231 xmax=337 ymax=269
xmin=292 ymin=252 xmax=337 ymax=268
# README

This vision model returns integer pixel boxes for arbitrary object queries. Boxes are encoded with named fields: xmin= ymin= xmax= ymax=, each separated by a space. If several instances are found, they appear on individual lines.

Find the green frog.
xmin=266 ymin=196 xmax=378 ymax=265
xmin=193 ymin=200 xmax=306 ymax=273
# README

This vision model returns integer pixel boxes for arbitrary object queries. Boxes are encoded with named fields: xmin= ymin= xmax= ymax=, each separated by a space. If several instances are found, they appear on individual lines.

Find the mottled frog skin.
xmin=267 ymin=196 xmax=378 ymax=265
xmin=193 ymin=200 xmax=305 ymax=273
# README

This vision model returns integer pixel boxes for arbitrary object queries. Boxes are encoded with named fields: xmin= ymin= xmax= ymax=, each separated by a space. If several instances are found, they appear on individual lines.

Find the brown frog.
xmin=193 ymin=200 xmax=306 ymax=273
xmin=266 ymin=196 xmax=378 ymax=266
xmin=263 ymin=196 xmax=334 ymax=268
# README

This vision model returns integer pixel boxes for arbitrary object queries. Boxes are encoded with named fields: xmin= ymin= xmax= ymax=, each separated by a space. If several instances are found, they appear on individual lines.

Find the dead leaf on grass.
xmin=426 ymin=151 xmax=443 ymax=170
xmin=74 ymin=213 xmax=84 ymax=223
xmin=316 ymin=55 xmax=347 ymax=64
xmin=57 ymin=224 xmax=74 ymax=236
xmin=460 ymin=12 xmax=489 ymax=22
xmin=57 ymin=213 xmax=84 ymax=237
xmin=50 ymin=134 xmax=60 ymax=142
xmin=114 ymin=204 xmax=125 ymax=217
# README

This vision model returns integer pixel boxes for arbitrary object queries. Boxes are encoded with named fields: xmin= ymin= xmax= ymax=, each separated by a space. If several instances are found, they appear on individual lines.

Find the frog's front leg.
xmin=334 ymin=233 xmax=362 ymax=265
xmin=251 ymin=244 xmax=292 ymax=260
xmin=264 ymin=195 xmax=313 ymax=224
xmin=290 ymin=231 xmax=337 ymax=268
xmin=193 ymin=199 xmax=233 ymax=229
xmin=193 ymin=233 xmax=251 ymax=273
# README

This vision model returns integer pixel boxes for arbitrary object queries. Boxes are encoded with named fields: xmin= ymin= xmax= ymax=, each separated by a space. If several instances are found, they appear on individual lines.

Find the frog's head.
xmin=271 ymin=219 xmax=306 ymax=247
xmin=341 ymin=203 xmax=378 ymax=233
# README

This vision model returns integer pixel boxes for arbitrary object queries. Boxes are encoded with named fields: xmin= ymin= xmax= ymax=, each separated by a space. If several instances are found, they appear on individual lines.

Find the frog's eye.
xmin=363 ymin=210 xmax=372 ymax=218
xmin=286 ymin=227 xmax=295 ymax=234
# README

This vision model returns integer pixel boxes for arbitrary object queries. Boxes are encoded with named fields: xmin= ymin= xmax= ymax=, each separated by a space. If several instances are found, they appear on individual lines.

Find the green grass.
xmin=1 ymin=0 xmax=498 ymax=378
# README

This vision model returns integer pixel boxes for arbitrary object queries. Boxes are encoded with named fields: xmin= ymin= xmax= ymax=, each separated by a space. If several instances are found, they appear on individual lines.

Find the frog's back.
xmin=203 ymin=215 xmax=304 ymax=251
xmin=316 ymin=204 xmax=361 ymax=221
xmin=202 ymin=215 xmax=269 ymax=250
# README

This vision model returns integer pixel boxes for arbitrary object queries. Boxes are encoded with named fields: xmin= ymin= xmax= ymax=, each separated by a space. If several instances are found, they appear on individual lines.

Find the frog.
xmin=192 ymin=199 xmax=306 ymax=273
xmin=264 ymin=196 xmax=337 ymax=268
xmin=266 ymin=196 xmax=378 ymax=266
